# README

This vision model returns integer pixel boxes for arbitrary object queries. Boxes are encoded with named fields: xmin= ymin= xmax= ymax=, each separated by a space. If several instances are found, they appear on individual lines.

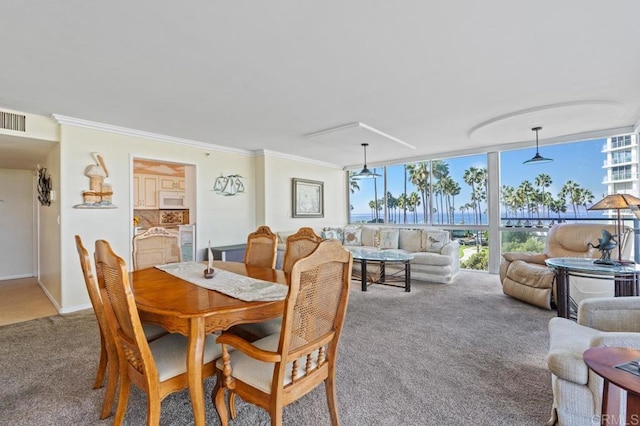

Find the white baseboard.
xmin=37 ymin=280 xmax=92 ymax=314
xmin=37 ymin=280 xmax=61 ymax=312
xmin=0 ymin=273 xmax=34 ymax=281
xmin=59 ymin=303 xmax=92 ymax=314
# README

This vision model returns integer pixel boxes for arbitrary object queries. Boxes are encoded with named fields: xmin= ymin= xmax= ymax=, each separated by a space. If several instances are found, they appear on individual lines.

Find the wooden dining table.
xmin=131 ymin=260 xmax=287 ymax=426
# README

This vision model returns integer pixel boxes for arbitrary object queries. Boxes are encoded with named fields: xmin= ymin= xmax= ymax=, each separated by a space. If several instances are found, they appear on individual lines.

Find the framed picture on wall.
xmin=292 ymin=178 xmax=324 ymax=218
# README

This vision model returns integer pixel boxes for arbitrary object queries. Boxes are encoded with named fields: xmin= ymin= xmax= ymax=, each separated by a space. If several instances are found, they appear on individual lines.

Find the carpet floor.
xmin=0 ymin=271 xmax=555 ymax=425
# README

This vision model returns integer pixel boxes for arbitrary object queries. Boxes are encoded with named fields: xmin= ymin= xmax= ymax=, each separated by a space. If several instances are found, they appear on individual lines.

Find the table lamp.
xmin=588 ymin=193 xmax=640 ymax=265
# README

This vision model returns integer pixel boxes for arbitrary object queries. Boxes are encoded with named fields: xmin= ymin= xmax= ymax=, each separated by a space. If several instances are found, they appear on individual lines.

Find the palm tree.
xmin=397 ymin=193 xmax=408 ymax=224
xmin=431 ymin=160 xmax=449 ymax=224
xmin=386 ymin=191 xmax=398 ymax=223
xmin=535 ymin=173 xmax=552 ymax=218
xmin=580 ymin=188 xmax=594 ymax=216
xmin=348 ymin=171 xmax=360 ymax=194
xmin=559 ymin=180 xmax=582 ymax=218
xmin=408 ymin=191 xmax=421 ymax=223
xmin=463 ymin=166 xmax=487 ymax=224
xmin=406 ymin=162 xmax=429 ymax=224
xmin=372 ymin=168 xmax=380 ymax=222
xmin=402 ymin=164 xmax=408 ymax=224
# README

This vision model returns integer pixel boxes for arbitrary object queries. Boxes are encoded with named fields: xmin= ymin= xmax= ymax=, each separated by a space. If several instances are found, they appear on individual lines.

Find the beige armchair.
xmin=500 ymin=223 xmax=632 ymax=310
xmin=546 ymin=297 xmax=640 ymax=425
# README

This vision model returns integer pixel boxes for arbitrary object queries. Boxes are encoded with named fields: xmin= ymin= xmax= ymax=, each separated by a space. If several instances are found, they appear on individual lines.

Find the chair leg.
xmin=146 ymin=391 xmax=161 ymax=426
xmin=113 ymin=373 xmax=131 ymax=426
xmin=270 ymin=408 xmax=283 ymax=426
xmin=99 ymin=354 xmax=119 ymax=419
xmin=229 ymin=391 xmax=237 ymax=419
xmin=213 ymin=376 xmax=229 ymax=426
xmin=93 ymin=332 xmax=108 ymax=389
xmin=325 ymin=375 xmax=340 ymax=426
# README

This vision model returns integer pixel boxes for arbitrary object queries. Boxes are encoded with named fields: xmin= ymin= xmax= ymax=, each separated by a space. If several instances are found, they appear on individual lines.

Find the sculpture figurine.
xmin=587 ymin=229 xmax=618 ymax=265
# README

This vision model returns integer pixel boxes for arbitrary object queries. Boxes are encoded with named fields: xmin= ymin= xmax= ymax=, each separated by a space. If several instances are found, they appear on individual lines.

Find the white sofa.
xmin=275 ymin=225 xmax=460 ymax=284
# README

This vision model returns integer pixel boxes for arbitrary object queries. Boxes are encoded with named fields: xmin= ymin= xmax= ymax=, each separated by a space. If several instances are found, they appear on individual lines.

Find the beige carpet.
xmin=0 ymin=271 xmax=556 ymax=425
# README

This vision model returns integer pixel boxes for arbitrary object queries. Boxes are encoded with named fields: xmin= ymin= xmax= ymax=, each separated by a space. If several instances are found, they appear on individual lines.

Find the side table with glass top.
xmin=545 ymin=257 xmax=640 ymax=319
xmin=347 ymin=247 xmax=414 ymax=292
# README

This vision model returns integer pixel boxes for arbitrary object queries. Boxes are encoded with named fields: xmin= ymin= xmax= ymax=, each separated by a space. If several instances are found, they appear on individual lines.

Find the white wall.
xmin=58 ymin=124 xmax=257 ymax=311
xmin=39 ymin=144 xmax=62 ymax=305
xmin=261 ymin=153 xmax=347 ymax=232
xmin=0 ymin=169 xmax=35 ymax=280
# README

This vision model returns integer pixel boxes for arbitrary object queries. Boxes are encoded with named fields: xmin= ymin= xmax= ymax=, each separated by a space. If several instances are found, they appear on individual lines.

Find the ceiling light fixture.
xmin=353 ymin=143 xmax=381 ymax=178
xmin=523 ymin=126 xmax=553 ymax=165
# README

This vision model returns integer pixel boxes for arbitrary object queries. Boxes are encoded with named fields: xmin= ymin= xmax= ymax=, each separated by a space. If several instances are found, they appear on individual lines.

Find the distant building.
xmin=602 ymin=133 xmax=638 ymax=196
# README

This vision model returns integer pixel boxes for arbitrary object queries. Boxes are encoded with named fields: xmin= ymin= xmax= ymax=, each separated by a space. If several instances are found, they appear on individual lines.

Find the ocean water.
xmin=349 ymin=211 xmax=606 ymax=225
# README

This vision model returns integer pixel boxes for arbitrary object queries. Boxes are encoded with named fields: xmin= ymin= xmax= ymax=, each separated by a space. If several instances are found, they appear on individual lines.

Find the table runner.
xmin=155 ymin=262 xmax=288 ymax=301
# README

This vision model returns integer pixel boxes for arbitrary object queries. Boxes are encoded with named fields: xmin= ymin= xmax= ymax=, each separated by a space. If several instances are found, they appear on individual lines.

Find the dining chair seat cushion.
xmin=216 ymin=333 xmax=319 ymax=394
xmin=151 ymin=333 xmax=222 ymax=382
xmin=142 ymin=323 xmax=168 ymax=341
xmin=233 ymin=317 xmax=282 ymax=340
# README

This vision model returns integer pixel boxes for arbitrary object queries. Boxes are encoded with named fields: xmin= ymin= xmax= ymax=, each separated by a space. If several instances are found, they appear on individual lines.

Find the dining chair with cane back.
xmin=212 ymin=239 xmax=353 ymax=426
xmin=231 ymin=227 xmax=323 ymax=341
xmin=282 ymin=227 xmax=323 ymax=275
xmin=75 ymin=235 xmax=168 ymax=419
xmin=244 ymin=225 xmax=278 ymax=269
xmin=132 ymin=226 xmax=182 ymax=270
xmin=94 ymin=239 xmax=223 ymax=425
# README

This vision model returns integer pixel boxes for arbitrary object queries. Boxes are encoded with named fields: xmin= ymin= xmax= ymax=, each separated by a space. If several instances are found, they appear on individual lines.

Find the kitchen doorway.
xmin=131 ymin=158 xmax=197 ymax=265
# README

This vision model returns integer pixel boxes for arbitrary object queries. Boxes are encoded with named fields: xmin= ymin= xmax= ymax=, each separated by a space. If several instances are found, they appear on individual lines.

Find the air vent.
xmin=0 ymin=111 xmax=26 ymax=132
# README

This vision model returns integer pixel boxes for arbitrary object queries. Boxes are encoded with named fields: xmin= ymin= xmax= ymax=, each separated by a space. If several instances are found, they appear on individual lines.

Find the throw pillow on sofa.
xmin=322 ymin=227 xmax=344 ymax=242
xmin=423 ymin=230 xmax=449 ymax=252
xmin=399 ymin=229 xmax=422 ymax=252
xmin=378 ymin=228 xmax=399 ymax=249
xmin=361 ymin=226 xmax=380 ymax=247
xmin=321 ymin=229 xmax=341 ymax=241
xmin=343 ymin=227 xmax=362 ymax=246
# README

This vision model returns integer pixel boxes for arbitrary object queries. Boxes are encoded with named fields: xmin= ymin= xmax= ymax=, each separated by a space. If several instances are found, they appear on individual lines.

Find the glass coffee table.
xmin=347 ymin=247 xmax=414 ymax=292
xmin=545 ymin=257 xmax=640 ymax=319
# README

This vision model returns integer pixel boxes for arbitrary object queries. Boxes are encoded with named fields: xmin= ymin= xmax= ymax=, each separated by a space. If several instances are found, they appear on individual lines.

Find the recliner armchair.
xmin=546 ymin=296 xmax=640 ymax=425
xmin=500 ymin=223 xmax=632 ymax=310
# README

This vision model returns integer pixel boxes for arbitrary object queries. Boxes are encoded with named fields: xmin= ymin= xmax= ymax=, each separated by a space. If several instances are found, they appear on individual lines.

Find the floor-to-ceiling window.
xmin=347 ymin=132 xmax=639 ymax=273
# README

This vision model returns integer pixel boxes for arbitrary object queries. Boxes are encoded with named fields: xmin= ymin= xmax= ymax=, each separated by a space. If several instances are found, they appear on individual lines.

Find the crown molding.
xmin=51 ymin=114 xmax=253 ymax=157
xmin=256 ymin=149 xmax=342 ymax=170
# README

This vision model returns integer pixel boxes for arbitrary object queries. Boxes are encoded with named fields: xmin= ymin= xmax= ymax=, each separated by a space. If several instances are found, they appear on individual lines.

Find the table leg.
xmin=556 ymin=267 xmax=570 ymax=319
xmin=405 ymin=260 xmax=411 ymax=292
xmin=380 ymin=261 xmax=386 ymax=282
xmin=361 ymin=259 xmax=367 ymax=291
xmin=628 ymin=392 xmax=640 ymax=425
xmin=601 ymin=380 xmax=623 ymax=426
xmin=188 ymin=317 xmax=206 ymax=426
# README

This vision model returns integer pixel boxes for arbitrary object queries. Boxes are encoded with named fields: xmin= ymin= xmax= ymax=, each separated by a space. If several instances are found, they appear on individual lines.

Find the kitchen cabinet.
xmin=133 ymin=174 xmax=159 ymax=209
xmin=160 ymin=177 xmax=186 ymax=191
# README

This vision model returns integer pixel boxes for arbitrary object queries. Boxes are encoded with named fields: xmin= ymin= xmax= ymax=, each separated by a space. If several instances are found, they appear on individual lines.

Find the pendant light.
xmin=523 ymin=126 xmax=553 ymax=165
xmin=353 ymin=143 xmax=381 ymax=178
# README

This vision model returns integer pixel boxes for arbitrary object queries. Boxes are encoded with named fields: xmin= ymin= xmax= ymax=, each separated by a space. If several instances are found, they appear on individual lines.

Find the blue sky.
xmin=350 ymin=138 xmax=607 ymax=214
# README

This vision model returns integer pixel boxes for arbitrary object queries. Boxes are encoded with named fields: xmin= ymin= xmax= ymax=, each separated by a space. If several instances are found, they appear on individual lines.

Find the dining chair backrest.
xmin=281 ymin=238 xmax=352 ymax=368
xmin=76 ymin=235 xmax=110 ymax=349
xmin=75 ymin=235 xmax=121 ymax=419
xmin=214 ymin=239 xmax=353 ymax=425
xmin=132 ymin=226 xmax=181 ymax=270
xmin=95 ymin=240 xmax=157 ymax=382
xmin=282 ymin=227 xmax=322 ymax=276
xmin=244 ymin=225 xmax=277 ymax=269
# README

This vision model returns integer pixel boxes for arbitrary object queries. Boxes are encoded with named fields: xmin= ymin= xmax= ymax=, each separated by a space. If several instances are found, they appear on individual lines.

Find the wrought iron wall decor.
xmin=213 ymin=174 xmax=245 ymax=196
xmin=37 ymin=166 xmax=52 ymax=206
